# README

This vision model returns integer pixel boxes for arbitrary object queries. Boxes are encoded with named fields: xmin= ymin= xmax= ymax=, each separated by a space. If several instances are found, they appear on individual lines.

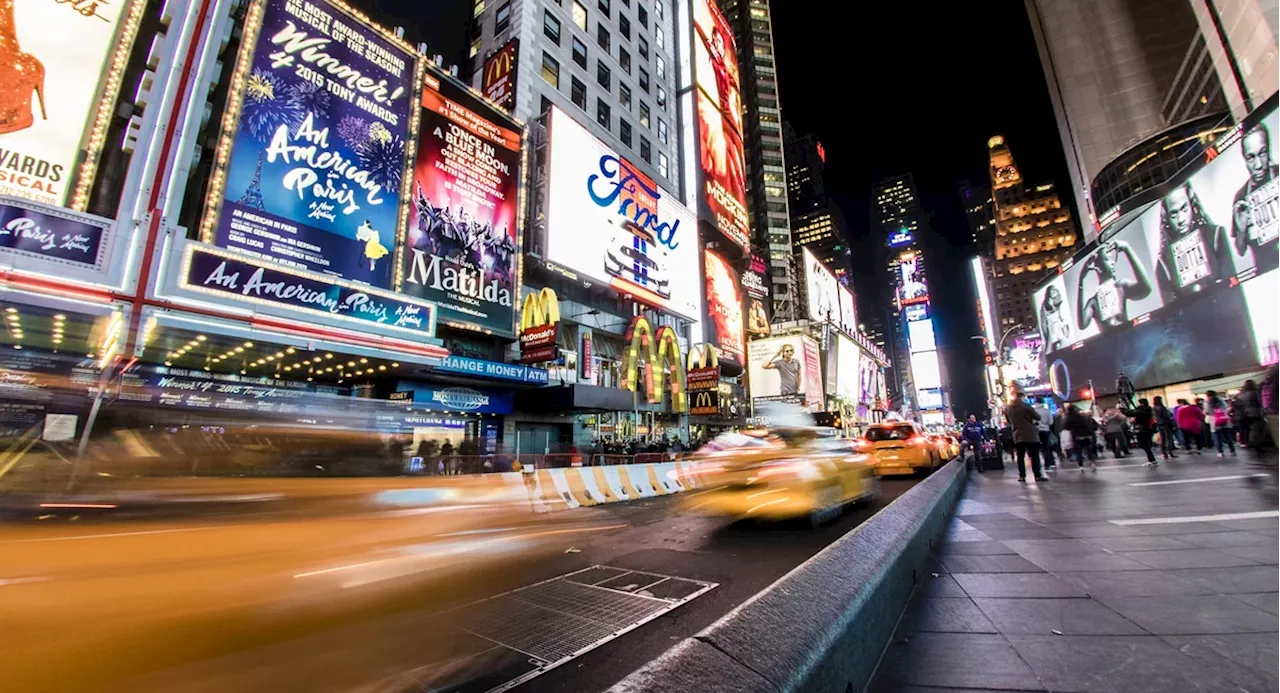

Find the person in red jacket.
xmin=1175 ymin=398 xmax=1204 ymax=455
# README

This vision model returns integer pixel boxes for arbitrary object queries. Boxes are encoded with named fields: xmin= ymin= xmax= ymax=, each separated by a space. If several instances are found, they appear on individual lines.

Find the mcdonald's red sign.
xmin=482 ymin=39 xmax=520 ymax=111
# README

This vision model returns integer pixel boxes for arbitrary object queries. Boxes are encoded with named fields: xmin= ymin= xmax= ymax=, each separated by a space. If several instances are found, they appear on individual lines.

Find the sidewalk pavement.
xmin=868 ymin=453 xmax=1279 ymax=693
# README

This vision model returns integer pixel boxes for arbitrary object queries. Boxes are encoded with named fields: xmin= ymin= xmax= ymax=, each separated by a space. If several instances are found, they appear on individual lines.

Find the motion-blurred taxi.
xmin=932 ymin=433 xmax=961 ymax=461
xmin=857 ymin=421 xmax=942 ymax=476
xmin=685 ymin=427 xmax=878 ymax=525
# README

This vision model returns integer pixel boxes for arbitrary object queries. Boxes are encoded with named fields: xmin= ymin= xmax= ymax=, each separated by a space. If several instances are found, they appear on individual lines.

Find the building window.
xmin=597 ymin=23 xmax=610 ymax=51
xmin=619 ymin=14 xmax=630 ymax=39
xmin=596 ymin=61 xmax=611 ymax=90
xmin=596 ymin=98 xmax=611 ymax=129
xmin=656 ymin=55 xmax=665 ymax=79
xmin=654 ymin=0 xmax=663 ymax=20
xmin=572 ymin=0 xmax=587 ymax=30
xmin=619 ymin=83 xmax=631 ymax=110
xmin=543 ymin=11 xmax=561 ymax=43
xmin=494 ymin=1 xmax=510 ymax=33
xmin=469 ymin=37 xmax=481 ymax=58
xmin=597 ymin=0 xmax=609 ymax=15
xmin=638 ymin=35 xmax=648 ymax=59
xmin=656 ymin=85 xmax=666 ymax=108
xmin=657 ymin=118 xmax=667 ymax=144
xmin=637 ymin=5 xmax=647 ymax=26
xmin=619 ymin=47 xmax=630 ymax=73
xmin=655 ymin=26 xmax=664 ymax=50
xmin=658 ymin=152 xmax=669 ymax=178
xmin=620 ymin=119 xmax=632 ymax=147
xmin=639 ymin=101 xmax=650 ymax=128
xmin=474 ymin=0 xmax=486 ymax=17
xmin=571 ymin=76 xmax=586 ymax=109
xmin=638 ymin=67 xmax=649 ymax=92
xmin=572 ymin=37 xmax=587 ymax=68
xmin=640 ymin=137 xmax=651 ymax=163
xmin=540 ymin=94 xmax=552 ymax=113
xmin=541 ymin=52 xmax=560 ymax=88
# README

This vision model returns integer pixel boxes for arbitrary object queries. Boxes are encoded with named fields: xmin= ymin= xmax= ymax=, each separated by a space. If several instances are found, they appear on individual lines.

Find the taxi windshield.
xmin=866 ymin=424 xmax=917 ymax=442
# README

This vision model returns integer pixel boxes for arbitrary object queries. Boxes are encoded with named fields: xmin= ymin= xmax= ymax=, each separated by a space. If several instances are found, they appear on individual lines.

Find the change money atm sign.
xmin=482 ymin=39 xmax=519 ymax=111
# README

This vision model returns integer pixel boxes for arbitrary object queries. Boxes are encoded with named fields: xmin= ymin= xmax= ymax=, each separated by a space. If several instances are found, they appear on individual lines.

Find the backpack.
xmin=1213 ymin=407 xmax=1230 ymax=427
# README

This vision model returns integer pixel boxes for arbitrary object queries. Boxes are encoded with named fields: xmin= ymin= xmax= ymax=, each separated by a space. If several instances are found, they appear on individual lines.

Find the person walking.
xmin=1104 ymin=408 xmax=1130 ymax=457
xmin=1064 ymin=405 xmax=1095 ymax=469
xmin=1121 ymin=398 xmax=1158 ymax=465
xmin=1236 ymin=379 xmax=1263 ymax=448
xmin=1153 ymin=396 xmax=1178 ymax=460
xmin=1194 ymin=398 xmax=1212 ymax=450
xmin=962 ymin=414 xmax=986 ymax=470
xmin=1033 ymin=399 xmax=1057 ymax=469
xmin=1205 ymin=391 xmax=1236 ymax=457
xmin=1006 ymin=391 xmax=1048 ymax=482
xmin=1176 ymin=399 xmax=1204 ymax=454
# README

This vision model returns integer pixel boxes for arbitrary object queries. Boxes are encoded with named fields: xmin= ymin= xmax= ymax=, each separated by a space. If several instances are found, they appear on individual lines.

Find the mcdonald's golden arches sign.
xmin=482 ymin=39 xmax=519 ymax=111
xmin=519 ymin=287 xmax=559 ymax=363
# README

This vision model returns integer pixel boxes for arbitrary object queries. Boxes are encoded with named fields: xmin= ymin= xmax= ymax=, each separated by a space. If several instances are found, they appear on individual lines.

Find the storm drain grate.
xmin=422 ymin=566 xmax=717 ymax=693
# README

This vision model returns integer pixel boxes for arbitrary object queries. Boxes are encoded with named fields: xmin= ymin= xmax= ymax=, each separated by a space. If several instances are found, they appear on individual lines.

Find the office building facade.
xmin=784 ymin=123 xmax=854 ymax=280
xmin=718 ymin=0 xmax=797 ymax=322
xmin=1024 ymin=0 xmax=1231 ymax=237
xmin=958 ymin=180 xmax=995 ymax=250
xmin=987 ymin=136 xmax=1079 ymax=330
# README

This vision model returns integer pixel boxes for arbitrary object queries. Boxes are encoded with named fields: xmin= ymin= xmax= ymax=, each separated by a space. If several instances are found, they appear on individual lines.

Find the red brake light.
xmin=910 ymin=436 xmax=929 ymax=447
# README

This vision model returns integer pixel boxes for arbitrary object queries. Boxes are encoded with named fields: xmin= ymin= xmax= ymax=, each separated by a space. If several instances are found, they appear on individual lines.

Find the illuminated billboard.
xmin=747 ymin=334 xmax=824 ymax=412
xmin=897 ymin=250 xmax=928 ymax=306
xmin=692 ymin=0 xmax=749 ymax=250
xmin=743 ymin=254 xmax=770 ymax=337
xmin=903 ymin=303 xmax=928 ymax=323
xmin=889 ymin=229 xmax=913 ymax=246
xmin=1004 ymin=333 xmax=1044 ymax=391
xmin=907 ymin=319 xmax=937 ymax=353
xmin=917 ymin=388 xmax=944 ymax=409
xmin=1243 ymin=269 xmax=1278 ymax=365
xmin=401 ymin=68 xmax=521 ymax=336
xmin=544 ymin=107 xmax=700 ymax=320
xmin=971 ymin=256 xmax=996 ymax=347
xmin=201 ymin=0 xmax=419 ymax=290
xmin=837 ymin=284 xmax=857 ymax=335
xmin=803 ymin=247 xmax=839 ymax=324
xmin=481 ymin=38 xmax=519 ymax=111
xmin=832 ymin=335 xmax=858 ymax=401
xmin=704 ymin=250 xmax=745 ymax=364
xmin=0 ymin=0 xmax=145 ymax=208
xmin=910 ymin=350 xmax=942 ymax=389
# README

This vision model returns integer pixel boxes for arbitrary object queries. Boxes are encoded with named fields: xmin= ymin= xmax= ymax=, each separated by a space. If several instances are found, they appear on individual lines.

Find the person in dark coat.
xmin=1005 ymin=391 xmax=1047 ymax=482
xmin=1121 ymin=398 xmax=1158 ymax=465
xmin=1064 ymin=405 xmax=1095 ymax=469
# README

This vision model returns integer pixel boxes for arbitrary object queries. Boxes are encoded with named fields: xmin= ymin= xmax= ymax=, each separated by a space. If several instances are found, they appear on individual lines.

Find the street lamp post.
xmin=973 ymin=323 xmax=1023 ymax=424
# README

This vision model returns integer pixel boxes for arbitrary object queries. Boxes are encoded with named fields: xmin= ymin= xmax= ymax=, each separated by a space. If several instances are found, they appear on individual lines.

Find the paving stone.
xmin=873 ymin=633 xmax=1043 ymax=691
xmin=1134 ymin=522 xmax=1237 ymax=536
xmin=940 ymin=540 xmax=1016 ymax=556
xmin=1082 ymin=535 xmax=1197 ymax=552
xmin=920 ymin=573 xmax=968 ymax=599
xmin=1009 ymin=634 xmax=1263 ymax=693
xmin=1000 ymin=538 xmax=1098 ymax=554
xmin=1056 ymin=570 xmax=1211 ymax=598
xmin=939 ymin=554 xmax=1045 ymax=574
xmin=972 ymin=598 xmax=1145 ymax=635
xmin=1021 ymin=551 xmax=1152 ymax=572
xmin=900 ymin=598 xmax=998 ymax=634
xmin=1178 ymin=531 xmax=1275 ymax=549
xmin=1163 ymin=632 xmax=1279 ymax=674
xmin=1215 ymin=543 xmax=1279 ymax=565
xmin=1229 ymin=592 xmax=1279 ymax=616
xmin=1096 ymin=595 xmax=1278 ymax=635
xmin=951 ymin=572 xmax=1086 ymax=599
xmin=1172 ymin=566 xmax=1279 ymax=594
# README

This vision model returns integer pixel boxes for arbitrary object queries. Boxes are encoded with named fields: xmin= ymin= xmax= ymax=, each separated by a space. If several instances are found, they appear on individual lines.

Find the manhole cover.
xmin=370 ymin=566 xmax=716 ymax=693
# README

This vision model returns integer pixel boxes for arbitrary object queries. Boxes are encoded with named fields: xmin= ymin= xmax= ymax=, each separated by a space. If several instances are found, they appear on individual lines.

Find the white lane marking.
xmin=0 ymin=576 xmax=47 ymax=586
xmin=293 ymin=557 xmax=402 ymax=579
xmin=1128 ymin=474 xmax=1270 ymax=487
xmin=1111 ymin=510 xmax=1279 ymax=526
xmin=0 ymin=525 xmax=229 ymax=544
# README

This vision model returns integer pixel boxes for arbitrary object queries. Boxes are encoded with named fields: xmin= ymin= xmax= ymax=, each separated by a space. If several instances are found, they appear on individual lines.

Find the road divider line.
xmin=1 ymin=525 xmax=231 ymax=543
xmin=1111 ymin=510 xmax=1279 ymax=525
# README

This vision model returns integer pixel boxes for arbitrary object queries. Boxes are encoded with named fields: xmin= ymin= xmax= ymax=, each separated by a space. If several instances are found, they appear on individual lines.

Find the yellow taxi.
xmin=857 ymin=421 xmax=942 ymax=476
xmin=931 ymin=433 xmax=961 ymax=461
xmin=685 ymin=428 xmax=879 ymax=526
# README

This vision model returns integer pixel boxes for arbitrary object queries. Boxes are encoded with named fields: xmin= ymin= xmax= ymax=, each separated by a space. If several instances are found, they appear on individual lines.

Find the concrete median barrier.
xmin=609 ymin=459 xmax=968 ymax=693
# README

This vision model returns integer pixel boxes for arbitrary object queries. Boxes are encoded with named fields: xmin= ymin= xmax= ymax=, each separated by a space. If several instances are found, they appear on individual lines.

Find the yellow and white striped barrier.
xmin=498 ymin=460 xmax=707 ymax=512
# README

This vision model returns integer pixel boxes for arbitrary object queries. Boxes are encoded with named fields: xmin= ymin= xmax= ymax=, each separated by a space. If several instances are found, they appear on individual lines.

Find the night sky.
xmin=771 ymin=0 xmax=1079 ymax=420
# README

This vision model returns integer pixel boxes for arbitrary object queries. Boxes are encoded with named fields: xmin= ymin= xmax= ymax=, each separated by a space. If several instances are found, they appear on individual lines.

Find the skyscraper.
xmin=784 ymin=123 xmax=854 ymax=280
xmin=718 ymin=0 xmax=797 ymax=322
xmin=987 ymin=136 xmax=1079 ymax=330
xmin=1024 ymin=0 xmax=1242 ymax=238
xmin=958 ymin=180 xmax=994 ymax=251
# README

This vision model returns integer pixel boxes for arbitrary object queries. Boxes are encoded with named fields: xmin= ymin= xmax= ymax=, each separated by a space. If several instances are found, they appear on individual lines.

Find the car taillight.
xmin=910 ymin=436 xmax=929 ymax=447
xmin=853 ymin=439 xmax=871 ymax=450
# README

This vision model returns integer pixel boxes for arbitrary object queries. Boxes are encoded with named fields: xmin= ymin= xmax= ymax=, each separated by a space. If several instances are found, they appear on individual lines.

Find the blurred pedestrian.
xmin=1153 ymin=396 xmax=1178 ymax=460
xmin=1176 ymin=399 xmax=1204 ymax=454
xmin=1064 ymin=405 xmax=1095 ymax=470
xmin=1006 ymin=391 xmax=1048 ymax=482
xmin=1104 ymin=408 xmax=1130 ymax=457
xmin=1194 ymin=397 xmax=1212 ymax=450
xmin=1205 ymin=391 xmax=1236 ymax=457
xmin=1033 ymin=399 xmax=1057 ymax=469
xmin=1117 ymin=372 xmax=1136 ymax=410
xmin=1236 ymin=379 xmax=1263 ymax=448
xmin=1121 ymin=398 xmax=1158 ymax=465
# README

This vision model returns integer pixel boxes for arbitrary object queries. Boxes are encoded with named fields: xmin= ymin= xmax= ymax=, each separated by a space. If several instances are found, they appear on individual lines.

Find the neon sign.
xmin=587 ymin=154 xmax=682 ymax=250
xmin=621 ymin=315 xmax=687 ymax=412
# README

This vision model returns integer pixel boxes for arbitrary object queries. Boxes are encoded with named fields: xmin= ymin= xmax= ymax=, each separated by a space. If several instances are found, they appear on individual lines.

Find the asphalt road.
xmin=0 ymin=474 xmax=919 ymax=693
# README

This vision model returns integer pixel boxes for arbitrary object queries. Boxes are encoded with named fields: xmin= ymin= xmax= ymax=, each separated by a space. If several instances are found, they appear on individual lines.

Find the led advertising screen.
xmin=743 ymin=254 xmax=770 ymax=337
xmin=704 ymin=249 xmax=744 ymax=364
xmin=0 ymin=0 xmax=144 ymax=208
xmin=401 ymin=69 xmax=521 ymax=335
xmin=204 ymin=0 xmax=418 ymax=289
xmin=1004 ymin=333 xmax=1044 ymax=391
xmin=917 ymin=388 xmax=944 ymax=410
xmin=1035 ymin=103 xmax=1279 ymax=359
xmin=907 ymin=318 xmax=937 ymax=353
xmin=1242 ymin=269 xmax=1278 ymax=365
xmin=903 ymin=303 xmax=928 ymax=323
xmin=544 ymin=107 xmax=700 ymax=320
xmin=692 ymin=0 xmax=749 ymax=251
xmin=832 ymin=335 xmax=858 ymax=401
xmin=897 ymin=250 xmax=928 ymax=306
xmin=748 ymin=334 xmax=823 ymax=411
xmin=1046 ymin=287 xmax=1257 ymax=400
xmin=858 ymin=345 xmax=879 ymax=405
xmin=804 ymin=247 xmax=839 ymax=324
xmin=837 ymin=284 xmax=857 ymax=335
xmin=910 ymin=349 xmax=942 ymax=389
